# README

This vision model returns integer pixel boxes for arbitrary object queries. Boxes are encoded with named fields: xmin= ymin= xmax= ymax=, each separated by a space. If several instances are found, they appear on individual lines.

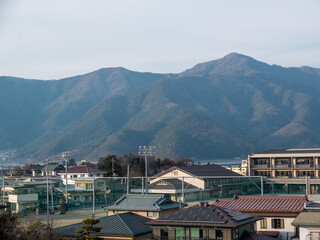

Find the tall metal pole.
xmin=141 ymin=177 xmax=144 ymax=195
xmin=138 ymin=146 xmax=155 ymax=195
xmin=127 ymin=165 xmax=130 ymax=194
xmin=63 ymin=151 xmax=70 ymax=210
xmin=2 ymin=177 xmax=5 ymax=205
xmin=306 ymin=176 xmax=308 ymax=196
xmin=182 ymin=176 xmax=185 ymax=203
xmin=46 ymin=163 xmax=49 ymax=226
xmin=92 ymin=176 xmax=95 ymax=218
xmin=261 ymin=176 xmax=264 ymax=196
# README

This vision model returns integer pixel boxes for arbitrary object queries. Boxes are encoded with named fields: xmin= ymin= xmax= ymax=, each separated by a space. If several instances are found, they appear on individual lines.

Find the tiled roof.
xmin=240 ymin=230 xmax=277 ymax=240
xmin=153 ymin=164 xmax=241 ymax=178
xmin=213 ymin=195 xmax=307 ymax=214
xmin=147 ymin=205 xmax=261 ymax=228
xmin=63 ymin=165 xmax=105 ymax=174
xmin=54 ymin=212 xmax=152 ymax=237
xmin=292 ymin=212 xmax=320 ymax=226
xmin=149 ymin=178 xmax=198 ymax=190
xmin=106 ymin=194 xmax=184 ymax=211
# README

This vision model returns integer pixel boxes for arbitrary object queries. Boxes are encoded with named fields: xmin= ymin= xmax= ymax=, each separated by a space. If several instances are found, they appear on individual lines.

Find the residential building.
xmin=213 ymin=195 xmax=308 ymax=239
xmin=105 ymin=194 xmax=186 ymax=219
xmin=147 ymin=202 xmax=262 ymax=240
xmin=248 ymin=148 xmax=320 ymax=178
xmin=31 ymin=163 xmax=65 ymax=177
xmin=132 ymin=165 xmax=259 ymax=201
xmin=226 ymin=160 xmax=248 ymax=176
xmin=291 ymin=201 xmax=320 ymax=240
xmin=2 ymin=178 xmax=61 ymax=214
xmin=53 ymin=212 xmax=152 ymax=240
xmin=58 ymin=165 xmax=105 ymax=185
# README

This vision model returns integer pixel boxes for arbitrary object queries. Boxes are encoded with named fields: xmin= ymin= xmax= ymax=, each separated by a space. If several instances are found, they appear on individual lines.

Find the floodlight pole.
xmin=138 ymin=146 xmax=156 ymax=195
xmin=63 ymin=151 xmax=70 ymax=210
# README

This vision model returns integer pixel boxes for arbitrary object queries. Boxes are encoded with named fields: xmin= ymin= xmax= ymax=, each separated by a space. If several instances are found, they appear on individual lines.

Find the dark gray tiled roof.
xmin=178 ymin=165 xmax=241 ymax=177
xmin=106 ymin=194 xmax=183 ymax=211
xmin=148 ymin=205 xmax=261 ymax=228
xmin=54 ymin=212 xmax=152 ymax=237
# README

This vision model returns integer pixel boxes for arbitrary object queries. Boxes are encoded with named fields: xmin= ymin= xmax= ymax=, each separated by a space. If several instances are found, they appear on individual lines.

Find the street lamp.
xmin=62 ymin=151 xmax=70 ymax=209
xmin=138 ymin=146 xmax=156 ymax=194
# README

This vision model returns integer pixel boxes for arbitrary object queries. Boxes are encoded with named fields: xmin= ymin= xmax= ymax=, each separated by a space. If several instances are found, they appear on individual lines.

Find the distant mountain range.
xmin=2 ymin=53 xmax=320 ymax=161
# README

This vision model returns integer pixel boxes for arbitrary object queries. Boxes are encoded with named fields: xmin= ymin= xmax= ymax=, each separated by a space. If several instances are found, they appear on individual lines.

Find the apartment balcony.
xmin=252 ymin=164 xmax=269 ymax=169
xmin=274 ymin=164 xmax=290 ymax=169
xmin=295 ymin=165 xmax=313 ymax=169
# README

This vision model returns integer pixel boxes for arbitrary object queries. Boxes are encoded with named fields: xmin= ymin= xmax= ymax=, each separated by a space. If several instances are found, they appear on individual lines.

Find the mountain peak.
xmin=180 ymin=53 xmax=270 ymax=77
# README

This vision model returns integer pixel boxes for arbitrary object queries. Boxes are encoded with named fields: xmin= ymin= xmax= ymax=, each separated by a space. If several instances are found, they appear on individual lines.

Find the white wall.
xmin=150 ymin=169 xmax=205 ymax=189
xmin=257 ymin=217 xmax=295 ymax=239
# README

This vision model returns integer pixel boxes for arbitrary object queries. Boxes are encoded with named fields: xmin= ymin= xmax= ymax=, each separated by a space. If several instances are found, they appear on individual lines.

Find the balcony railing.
xmin=252 ymin=164 xmax=269 ymax=169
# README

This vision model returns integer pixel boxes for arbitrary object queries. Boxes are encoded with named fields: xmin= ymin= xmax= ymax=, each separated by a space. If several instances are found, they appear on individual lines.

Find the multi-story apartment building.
xmin=248 ymin=148 xmax=320 ymax=178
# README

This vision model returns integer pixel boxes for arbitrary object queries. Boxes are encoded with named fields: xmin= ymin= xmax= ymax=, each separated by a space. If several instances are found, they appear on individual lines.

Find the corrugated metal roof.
xmin=54 ymin=212 xmax=152 ymax=237
xmin=213 ymin=195 xmax=307 ymax=213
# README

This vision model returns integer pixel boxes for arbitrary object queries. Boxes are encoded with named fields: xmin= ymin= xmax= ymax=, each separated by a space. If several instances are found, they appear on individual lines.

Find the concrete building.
xmin=133 ymin=165 xmax=251 ymax=201
xmin=58 ymin=165 xmax=105 ymax=185
xmin=248 ymin=148 xmax=320 ymax=178
xmin=226 ymin=160 xmax=248 ymax=176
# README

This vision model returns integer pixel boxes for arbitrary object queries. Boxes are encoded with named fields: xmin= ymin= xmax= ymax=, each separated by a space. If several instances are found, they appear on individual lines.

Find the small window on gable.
xmin=173 ymin=171 xmax=178 ymax=176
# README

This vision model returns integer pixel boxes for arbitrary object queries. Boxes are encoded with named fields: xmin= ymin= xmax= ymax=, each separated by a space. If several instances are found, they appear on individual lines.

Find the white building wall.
xmin=300 ymin=227 xmax=309 ymax=240
xmin=150 ymin=169 xmax=204 ymax=189
xmin=257 ymin=217 xmax=295 ymax=239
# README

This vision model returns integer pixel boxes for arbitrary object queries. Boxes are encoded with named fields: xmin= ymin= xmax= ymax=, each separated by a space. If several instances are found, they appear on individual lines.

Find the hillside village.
xmin=1 ymin=148 xmax=320 ymax=239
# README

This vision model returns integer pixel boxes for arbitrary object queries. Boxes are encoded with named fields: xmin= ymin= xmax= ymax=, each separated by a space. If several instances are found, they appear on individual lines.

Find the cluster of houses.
xmin=1 ymin=147 xmax=320 ymax=239
xmin=52 ymin=193 xmax=320 ymax=239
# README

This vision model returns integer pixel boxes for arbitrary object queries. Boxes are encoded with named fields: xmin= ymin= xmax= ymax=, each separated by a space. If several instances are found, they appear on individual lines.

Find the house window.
xmin=86 ymin=183 xmax=93 ymax=190
xmin=173 ymin=171 xmax=178 ymax=176
xmin=260 ymin=218 xmax=267 ymax=229
xmin=271 ymin=218 xmax=284 ymax=229
xmin=216 ymin=230 xmax=223 ymax=239
xmin=76 ymin=183 xmax=82 ymax=187
xmin=147 ymin=211 xmax=154 ymax=217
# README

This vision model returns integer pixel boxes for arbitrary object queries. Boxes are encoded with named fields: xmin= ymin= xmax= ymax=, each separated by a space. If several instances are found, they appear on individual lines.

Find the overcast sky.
xmin=1 ymin=0 xmax=320 ymax=80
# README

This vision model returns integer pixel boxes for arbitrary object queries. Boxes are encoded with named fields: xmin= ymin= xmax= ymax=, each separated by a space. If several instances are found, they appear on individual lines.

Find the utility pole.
xmin=92 ymin=176 xmax=95 ymax=218
xmin=127 ymin=165 xmax=130 ymax=194
xmin=2 ymin=177 xmax=5 ymax=205
xmin=138 ymin=146 xmax=156 ymax=194
xmin=46 ymin=160 xmax=49 ymax=226
xmin=62 ymin=151 xmax=70 ymax=210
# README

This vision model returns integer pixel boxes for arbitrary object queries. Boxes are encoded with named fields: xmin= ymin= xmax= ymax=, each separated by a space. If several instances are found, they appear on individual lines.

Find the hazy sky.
xmin=1 ymin=0 xmax=320 ymax=79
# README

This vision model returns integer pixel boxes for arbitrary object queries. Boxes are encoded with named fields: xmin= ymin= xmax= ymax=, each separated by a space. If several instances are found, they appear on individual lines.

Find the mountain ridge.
xmin=2 ymin=53 xmax=320 ymax=160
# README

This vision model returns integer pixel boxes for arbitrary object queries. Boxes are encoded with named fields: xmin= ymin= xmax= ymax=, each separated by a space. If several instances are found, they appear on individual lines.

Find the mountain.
xmin=2 ymin=53 xmax=320 ymax=161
